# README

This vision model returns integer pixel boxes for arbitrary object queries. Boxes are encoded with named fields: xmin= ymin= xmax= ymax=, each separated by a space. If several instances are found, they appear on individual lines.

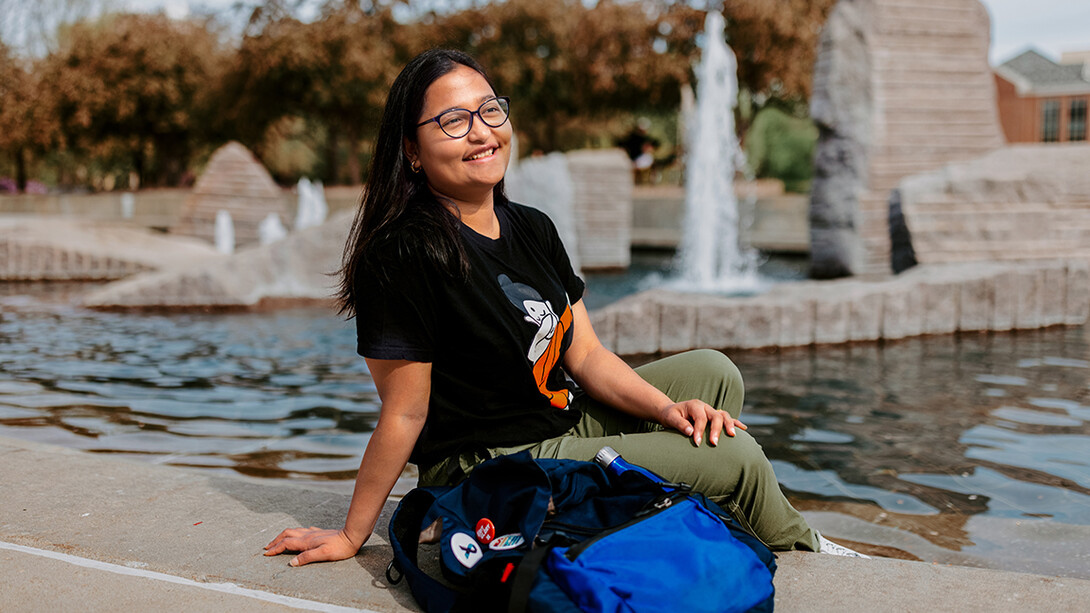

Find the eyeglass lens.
xmin=438 ymin=98 xmax=509 ymax=138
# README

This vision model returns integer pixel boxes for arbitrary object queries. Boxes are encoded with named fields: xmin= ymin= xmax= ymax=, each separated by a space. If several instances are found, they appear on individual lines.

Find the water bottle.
xmin=594 ymin=446 xmax=669 ymax=487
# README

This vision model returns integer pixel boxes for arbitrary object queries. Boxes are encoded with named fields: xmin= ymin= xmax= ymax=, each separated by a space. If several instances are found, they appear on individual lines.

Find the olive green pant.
xmin=418 ymin=349 xmax=819 ymax=551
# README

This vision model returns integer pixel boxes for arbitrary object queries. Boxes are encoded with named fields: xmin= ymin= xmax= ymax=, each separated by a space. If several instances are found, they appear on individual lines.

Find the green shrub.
xmin=744 ymin=107 xmax=817 ymax=193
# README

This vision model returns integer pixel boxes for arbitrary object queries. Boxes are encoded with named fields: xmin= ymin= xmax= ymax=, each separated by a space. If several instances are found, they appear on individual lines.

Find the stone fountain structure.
xmin=893 ymin=144 xmax=1090 ymax=269
xmin=586 ymin=0 xmax=1090 ymax=354
xmin=77 ymin=145 xmax=633 ymax=309
xmin=172 ymin=142 xmax=291 ymax=249
xmin=810 ymin=0 xmax=1090 ymax=279
xmin=808 ymin=0 xmax=1004 ymax=278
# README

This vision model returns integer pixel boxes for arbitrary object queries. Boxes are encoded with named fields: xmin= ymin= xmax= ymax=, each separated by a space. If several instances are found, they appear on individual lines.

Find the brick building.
xmin=995 ymin=49 xmax=1090 ymax=143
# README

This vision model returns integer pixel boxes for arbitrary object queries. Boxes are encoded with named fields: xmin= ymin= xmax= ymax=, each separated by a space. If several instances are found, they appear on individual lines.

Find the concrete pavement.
xmin=3 ymin=435 xmax=1088 ymax=612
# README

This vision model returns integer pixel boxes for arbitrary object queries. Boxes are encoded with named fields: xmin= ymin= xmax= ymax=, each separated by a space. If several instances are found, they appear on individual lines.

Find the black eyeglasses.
xmin=417 ymin=96 xmax=511 ymax=139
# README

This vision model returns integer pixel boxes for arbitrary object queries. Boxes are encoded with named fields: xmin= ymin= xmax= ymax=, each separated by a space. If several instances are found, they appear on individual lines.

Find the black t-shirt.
xmin=355 ymin=198 xmax=586 ymax=467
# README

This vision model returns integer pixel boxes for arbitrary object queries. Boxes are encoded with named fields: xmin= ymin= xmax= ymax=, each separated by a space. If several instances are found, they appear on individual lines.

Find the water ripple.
xmin=962 ymin=425 xmax=1090 ymax=489
xmin=991 ymin=406 xmax=1082 ymax=427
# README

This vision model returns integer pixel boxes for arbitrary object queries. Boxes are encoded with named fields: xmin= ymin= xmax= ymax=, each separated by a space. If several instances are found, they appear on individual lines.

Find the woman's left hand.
xmin=657 ymin=400 xmax=747 ymax=447
xmin=263 ymin=527 xmax=361 ymax=567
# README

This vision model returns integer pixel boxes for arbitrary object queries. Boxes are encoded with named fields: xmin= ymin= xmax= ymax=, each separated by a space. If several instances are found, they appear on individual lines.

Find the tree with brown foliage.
xmin=425 ymin=0 xmax=705 ymax=152
xmin=418 ymin=0 xmax=833 ymax=151
xmin=0 ymin=44 xmax=57 ymax=191
xmin=226 ymin=2 xmax=413 ymax=184
xmin=5 ymin=0 xmax=835 ymax=188
xmin=37 ymin=13 xmax=225 ymax=187
xmin=718 ymin=0 xmax=837 ymax=117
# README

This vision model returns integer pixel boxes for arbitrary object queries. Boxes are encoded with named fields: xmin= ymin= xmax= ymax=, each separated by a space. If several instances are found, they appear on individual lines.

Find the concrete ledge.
xmin=3 ymin=435 xmax=1089 ymax=612
xmin=1 ymin=435 xmax=409 ymax=612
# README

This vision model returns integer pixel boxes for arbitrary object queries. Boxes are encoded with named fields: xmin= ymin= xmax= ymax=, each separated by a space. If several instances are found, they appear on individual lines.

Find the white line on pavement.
xmin=0 ymin=540 xmax=381 ymax=613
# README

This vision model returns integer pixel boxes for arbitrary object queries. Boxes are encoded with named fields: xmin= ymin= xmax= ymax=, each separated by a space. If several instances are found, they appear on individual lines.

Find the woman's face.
xmin=408 ymin=64 xmax=512 ymax=205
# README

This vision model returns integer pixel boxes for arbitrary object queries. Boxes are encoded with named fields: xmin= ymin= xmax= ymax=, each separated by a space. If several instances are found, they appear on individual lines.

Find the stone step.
xmin=909 ymin=199 xmax=1090 ymax=210
xmin=907 ymin=203 xmax=1090 ymax=217
xmin=873 ymin=147 xmax=1003 ymax=162
xmin=877 ymin=4 xmax=982 ymax=22
xmin=873 ymin=0 xmax=982 ymax=11
xmin=874 ymin=88 xmax=996 ymax=104
xmin=0 ymin=218 xmax=222 ymax=282
xmin=871 ymin=55 xmax=991 ymax=73
xmin=878 ymin=99 xmax=997 ymax=112
xmin=872 ymin=132 xmax=1004 ymax=146
xmin=924 ymin=249 xmax=1090 ymax=264
xmin=875 ymin=21 xmax=987 ymax=38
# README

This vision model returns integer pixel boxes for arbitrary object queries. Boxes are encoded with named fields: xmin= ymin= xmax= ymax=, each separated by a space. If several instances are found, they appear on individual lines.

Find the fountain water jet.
xmin=671 ymin=11 xmax=762 ymax=293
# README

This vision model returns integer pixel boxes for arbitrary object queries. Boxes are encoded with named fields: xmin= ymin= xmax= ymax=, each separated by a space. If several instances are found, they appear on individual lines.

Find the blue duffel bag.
xmin=386 ymin=450 xmax=776 ymax=613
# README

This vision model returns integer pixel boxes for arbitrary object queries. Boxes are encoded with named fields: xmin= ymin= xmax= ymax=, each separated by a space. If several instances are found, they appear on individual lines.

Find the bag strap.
xmin=388 ymin=487 xmax=459 ymax=613
xmin=506 ymin=544 xmax=554 ymax=613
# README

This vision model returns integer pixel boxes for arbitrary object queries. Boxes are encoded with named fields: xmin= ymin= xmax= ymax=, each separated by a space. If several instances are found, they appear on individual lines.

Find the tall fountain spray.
xmin=674 ymin=11 xmax=760 ymax=292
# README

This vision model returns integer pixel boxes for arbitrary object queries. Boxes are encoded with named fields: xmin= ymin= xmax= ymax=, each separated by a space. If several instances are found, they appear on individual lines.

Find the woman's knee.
xmin=681 ymin=349 xmax=744 ymax=411
xmin=636 ymin=348 xmax=745 ymax=412
xmin=703 ymin=348 xmax=742 ymax=385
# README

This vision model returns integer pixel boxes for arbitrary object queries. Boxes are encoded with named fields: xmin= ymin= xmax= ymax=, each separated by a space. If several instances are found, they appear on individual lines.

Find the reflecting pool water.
xmin=0 ymin=284 xmax=374 ymax=481
xmin=724 ymin=330 xmax=1090 ymax=578
xmin=2 ymin=282 xmax=1089 ymax=578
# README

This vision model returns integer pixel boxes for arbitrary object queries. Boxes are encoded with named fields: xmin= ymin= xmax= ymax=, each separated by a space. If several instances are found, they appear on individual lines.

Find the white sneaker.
xmin=818 ymin=534 xmax=871 ymax=559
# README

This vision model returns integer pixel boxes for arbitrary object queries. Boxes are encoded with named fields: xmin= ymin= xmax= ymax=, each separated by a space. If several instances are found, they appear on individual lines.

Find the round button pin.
xmin=475 ymin=518 xmax=496 ymax=543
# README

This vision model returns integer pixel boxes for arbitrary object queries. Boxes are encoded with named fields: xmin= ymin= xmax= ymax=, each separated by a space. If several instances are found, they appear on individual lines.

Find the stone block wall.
xmin=810 ymin=0 xmax=1004 ymax=276
xmin=565 ymin=149 xmax=633 ymax=270
xmin=590 ymin=260 xmax=1090 ymax=355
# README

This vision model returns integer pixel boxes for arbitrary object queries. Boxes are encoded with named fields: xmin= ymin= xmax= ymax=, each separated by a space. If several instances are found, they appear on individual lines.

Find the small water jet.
xmin=214 ymin=210 xmax=235 ymax=254
xmin=120 ymin=193 xmax=135 ymax=219
xmin=295 ymin=177 xmax=328 ymax=231
xmin=671 ymin=11 xmax=762 ymax=293
xmin=258 ymin=212 xmax=288 ymax=245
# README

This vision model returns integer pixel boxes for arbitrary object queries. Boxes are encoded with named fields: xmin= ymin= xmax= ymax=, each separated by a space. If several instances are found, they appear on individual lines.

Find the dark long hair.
xmin=336 ymin=49 xmax=505 ymax=316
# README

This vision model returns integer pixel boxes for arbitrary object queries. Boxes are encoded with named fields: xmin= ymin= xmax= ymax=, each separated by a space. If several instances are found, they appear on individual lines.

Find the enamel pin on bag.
xmin=386 ymin=450 xmax=776 ymax=613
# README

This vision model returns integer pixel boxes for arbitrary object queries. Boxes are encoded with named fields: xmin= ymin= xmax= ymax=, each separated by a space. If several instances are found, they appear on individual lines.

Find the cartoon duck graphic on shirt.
xmin=498 ymin=273 xmax=573 ymax=409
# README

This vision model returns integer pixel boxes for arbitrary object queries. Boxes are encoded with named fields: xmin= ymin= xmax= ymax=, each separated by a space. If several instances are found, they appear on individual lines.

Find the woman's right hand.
xmin=263 ymin=527 xmax=364 ymax=566
xmin=657 ymin=399 xmax=747 ymax=446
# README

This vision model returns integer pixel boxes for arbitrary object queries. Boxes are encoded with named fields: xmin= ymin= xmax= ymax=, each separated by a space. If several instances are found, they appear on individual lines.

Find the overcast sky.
xmin=130 ymin=0 xmax=1090 ymax=66
xmin=981 ymin=0 xmax=1090 ymax=63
